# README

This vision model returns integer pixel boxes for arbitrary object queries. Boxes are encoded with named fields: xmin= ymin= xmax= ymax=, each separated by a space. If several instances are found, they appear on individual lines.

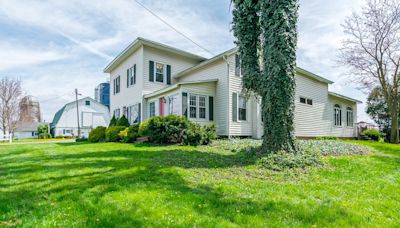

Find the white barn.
xmin=104 ymin=38 xmax=361 ymax=139
xmin=51 ymin=97 xmax=110 ymax=138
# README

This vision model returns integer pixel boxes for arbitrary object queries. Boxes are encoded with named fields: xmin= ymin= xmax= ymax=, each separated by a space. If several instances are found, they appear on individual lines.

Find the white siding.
xmin=178 ymin=59 xmax=229 ymax=135
xmin=227 ymin=54 xmax=253 ymax=136
xmin=110 ymin=47 xmax=144 ymax=117
xmin=327 ymin=95 xmax=357 ymax=137
xmin=143 ymin=46 xmax=201 ymax=94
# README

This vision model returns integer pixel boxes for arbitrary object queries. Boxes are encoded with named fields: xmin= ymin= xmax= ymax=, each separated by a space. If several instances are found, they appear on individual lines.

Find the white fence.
xmin=0 ymin=133 xmax=12 ymax=144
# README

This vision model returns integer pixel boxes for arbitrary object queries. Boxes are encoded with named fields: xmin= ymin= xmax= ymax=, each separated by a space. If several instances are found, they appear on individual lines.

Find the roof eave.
xmin=328 ymin=92 xmax=362 ymax=104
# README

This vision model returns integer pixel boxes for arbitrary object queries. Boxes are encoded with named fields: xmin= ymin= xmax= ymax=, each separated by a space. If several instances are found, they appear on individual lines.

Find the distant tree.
xmin=340 ymin=0 xmax=400 ymax=143
xmin=366 ymin=86 xmax=400 ymax=137
xmin=116 ymin=115 xmax=130 ymax=127
xmin=37 ymin=124 xmax=51 ymax=139
xmin=0 ymin=77 xmax=22 ymax=135
xmin=109 ymin=115 xmax=117 ymax=127
xmin=233 ymin=0 xmax=299 ymax=153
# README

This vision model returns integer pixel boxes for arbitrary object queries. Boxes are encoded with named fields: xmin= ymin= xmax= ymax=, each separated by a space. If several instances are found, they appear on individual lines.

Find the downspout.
xmin=222 ymin=55 xmax=230 ymax=139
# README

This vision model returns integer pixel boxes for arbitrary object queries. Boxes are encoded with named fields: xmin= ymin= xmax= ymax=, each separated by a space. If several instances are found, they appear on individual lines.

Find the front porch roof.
xmin=143 ymin=79 xmax=218 ymax=99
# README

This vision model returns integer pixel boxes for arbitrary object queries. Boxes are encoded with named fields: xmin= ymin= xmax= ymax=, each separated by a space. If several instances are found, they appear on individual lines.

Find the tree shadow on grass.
xmin=0 ymin=144 xmax=363 ymax=226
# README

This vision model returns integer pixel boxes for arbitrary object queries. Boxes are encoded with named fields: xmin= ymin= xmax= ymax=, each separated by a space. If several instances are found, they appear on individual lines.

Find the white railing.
xmin=0 ymin=133 xmax=12 ymax=144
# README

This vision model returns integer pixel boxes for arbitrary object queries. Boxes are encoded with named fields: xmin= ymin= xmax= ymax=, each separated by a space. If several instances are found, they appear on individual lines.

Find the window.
xmin=346 ymin=107 xmax=354 ymax=127
xmin=149 ymin=102 xmax=156 ymax=118
xmin=114 ymin=76 xmax=120 ymax=94
xmin=128 ymin=65 xmax=136 ymax=86
xmin=128 ymin=103 xmax=141 ymax=124
xmin=189 ymin=95 xmax=197 ymax=118
xmin=114 ymin=108 xmax=120 ymax=119
xmin=168 ymin=95 xmax=179 ymax=115
xmin=300 ymin=97 xmax=313 ymax=105
xmin=155 ymin=62 xmax=165 ymax=83
xmin=235 ymin=54 xmax=243 ymax=76
xmin=238 ymin=95 xmax=247 ymax=121
xmin=85 ymin=100 xmax=90 ymax=106
xmin=334 ymin=104 xmax=342 ymax=126
xmin=199 ymin=96 xmax=206 ymax=119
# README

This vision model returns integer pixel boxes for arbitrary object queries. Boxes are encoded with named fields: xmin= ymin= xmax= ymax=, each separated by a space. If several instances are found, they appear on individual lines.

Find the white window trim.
xmin=167 ymin=94 xmax=180 ymax=116
xmin=346 ymin=107 xmax=354 ymax=128
xmin=128 ymin=65 xmax=136 ymax=87
xmin=149 ymin=101 xmax=156 ymax=118
xmin=153 ymin=61 xmax=167 ymax=85
xmin=187 ymin=93 xmax=209 ymax=121
xmin=237 ymin=95 xmax=248 ymax=122
xmin=334 ymin=105 xmax=342 ymax=127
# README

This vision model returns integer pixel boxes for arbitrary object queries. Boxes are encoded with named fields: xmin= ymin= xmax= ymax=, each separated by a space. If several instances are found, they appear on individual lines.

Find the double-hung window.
xmin=128 ymin=65 xmax=136 ymax=86
xmin=189 ymin=95 xmax=197 ymax=118
xmin=155 ymin=63 xmax=165 ymax=83
xmin=149 ymin=102 xmax=156 ymax=118
xmin=238 ymin=95 xmax=247 ymax=121
xmin=199 ymin=96 xmax=206 ymax=119
xmin=114 ymin=76 xmax=120 ymax=94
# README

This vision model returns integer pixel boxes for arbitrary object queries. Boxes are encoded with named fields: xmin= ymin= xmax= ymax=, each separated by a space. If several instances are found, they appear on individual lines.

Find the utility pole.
xmin=75 ymin=88 xmax=81 ymax=138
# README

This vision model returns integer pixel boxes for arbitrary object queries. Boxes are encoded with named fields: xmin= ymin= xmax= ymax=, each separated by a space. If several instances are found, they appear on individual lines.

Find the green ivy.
xmin=232 ymin=0 xmax=299 ymax=153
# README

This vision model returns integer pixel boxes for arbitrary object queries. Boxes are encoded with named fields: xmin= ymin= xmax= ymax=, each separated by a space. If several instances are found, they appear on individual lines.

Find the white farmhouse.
xmin=104 ymin=37 xmax=361 ymax=139
xmin=51 ymin=97 xmax=110 ymax=138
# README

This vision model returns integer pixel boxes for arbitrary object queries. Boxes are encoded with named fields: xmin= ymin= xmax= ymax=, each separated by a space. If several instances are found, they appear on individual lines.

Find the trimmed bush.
xmin=138 ymin=119 xmax=150 ymax=136
xmin=119 ymin=124 xmax=140 ymax=143
xmin=38 ymin=133 xmax=51 ymax=139
xmin=363 ymin=129 xmax=383 ymax=141
xmin=117 ymin=115 xmax=130 ymax=127
xmin=143 ymin=115 xmax=217 ymax=145
xmin=88 ymin=126 xmax=106 ymax=143
xmin=105 ymin=126 xmax=126 ymax=142
xmin=109 ymin=116 xmax=117 ymax=127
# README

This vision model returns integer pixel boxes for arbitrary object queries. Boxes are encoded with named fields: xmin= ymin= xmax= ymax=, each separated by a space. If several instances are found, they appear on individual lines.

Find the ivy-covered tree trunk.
xmin=233 ymin=0 xmax=299 ymax=153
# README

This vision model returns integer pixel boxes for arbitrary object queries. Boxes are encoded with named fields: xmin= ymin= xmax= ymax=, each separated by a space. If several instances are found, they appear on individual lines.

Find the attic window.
xmin=300 ymin=97 xmax=313 ymax=106
xmin=85 ymin=100 xmax=90 ymax=106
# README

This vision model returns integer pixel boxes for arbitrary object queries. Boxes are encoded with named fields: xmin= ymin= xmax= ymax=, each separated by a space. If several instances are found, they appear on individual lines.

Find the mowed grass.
xmin=0 ymin=141 xmax=399 ymax=227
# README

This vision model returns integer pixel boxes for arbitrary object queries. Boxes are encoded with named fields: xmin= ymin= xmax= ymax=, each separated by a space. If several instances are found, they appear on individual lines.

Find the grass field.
xmin=0 ymin=141 xmax=399 ymax=227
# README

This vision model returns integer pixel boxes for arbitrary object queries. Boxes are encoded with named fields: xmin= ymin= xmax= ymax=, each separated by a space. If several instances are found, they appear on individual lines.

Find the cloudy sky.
xmin=0 ymin=0 xmax=368 ymax=122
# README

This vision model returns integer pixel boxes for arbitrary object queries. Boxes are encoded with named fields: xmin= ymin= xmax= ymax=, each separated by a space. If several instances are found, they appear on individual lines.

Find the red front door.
xmin=159 ymin=97 xmax=164 ymax=116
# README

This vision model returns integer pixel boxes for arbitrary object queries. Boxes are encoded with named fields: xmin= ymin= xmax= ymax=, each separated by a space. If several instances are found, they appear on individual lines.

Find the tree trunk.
xmin=390 ymin=100 xmax=399 ymax=143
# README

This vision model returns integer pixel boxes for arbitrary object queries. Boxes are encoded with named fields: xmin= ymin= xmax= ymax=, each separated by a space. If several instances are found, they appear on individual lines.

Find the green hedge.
xmin=88 ymin=126 xmax=107 ymax=142
xmin=106 ymin=126 xmax=126 ymax=142
xmin=363 ymin=129 xmax=383 ymax=141
xmin=119 ymin=124 xmax=140 ymax=143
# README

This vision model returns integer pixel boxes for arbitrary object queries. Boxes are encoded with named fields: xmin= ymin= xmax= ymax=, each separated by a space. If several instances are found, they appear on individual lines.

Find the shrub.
xmin=88 ymin=126 xmax=106 ymax=142
xmin=146 ymin=115 xmax=190 ymax=143
xmin=258 ymin=150 xmax=322 ymax=171
xmin=297 ymin=140 xmax=370 ymax=156
xmin=105 ymin=126 xmax=126 ymax=142
xmin=138 ymin=119 xmax=150 ymax=136
xmin=38 ymin=133 xmax=51 ymax=139
xmin=116 ymin=115 xmax=130 ymax=127
xmin=75 ymin=138 xmax=88 ymax=142
xmin=109 ymin=116 xmax=117 ymax=127
xmin=363 ymin=129 xmax=383 ymax=141
xmin=315 ymin=136 xmax=338 ymax=140
xmin=143 ymin=115 xmax=217 ymax=145
xmin=119 ymin=124 xmax=140 ymax=143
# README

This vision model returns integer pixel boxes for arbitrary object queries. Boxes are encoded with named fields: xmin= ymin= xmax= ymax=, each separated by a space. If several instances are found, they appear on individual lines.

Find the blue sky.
xmin=0 ymin=0 xmax=367 ymax=122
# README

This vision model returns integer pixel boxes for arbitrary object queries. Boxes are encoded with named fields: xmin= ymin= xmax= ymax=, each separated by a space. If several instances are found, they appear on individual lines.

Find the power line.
xmin=133 ymin=0 xmax=215 ymax=56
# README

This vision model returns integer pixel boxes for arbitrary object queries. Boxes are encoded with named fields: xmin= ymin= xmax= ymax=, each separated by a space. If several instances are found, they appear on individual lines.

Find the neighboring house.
xmin=104 ymin=37 xmax=361 ymax=138
xmin=14 ymin=122 xmax=40 ymax=139
xmin=95 ymin=82 xmax=110 ymax=108
xmin=51 ymin=97 xmax=110 ymax=138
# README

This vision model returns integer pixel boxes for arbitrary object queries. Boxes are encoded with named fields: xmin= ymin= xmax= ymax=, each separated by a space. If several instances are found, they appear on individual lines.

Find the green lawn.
xmin=0 ymin=141 xmax=399 ymax=227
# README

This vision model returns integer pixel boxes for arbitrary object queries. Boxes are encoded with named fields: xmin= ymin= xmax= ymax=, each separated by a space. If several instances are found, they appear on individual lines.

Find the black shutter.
xmin=232 ymin=93 xmax=237 ymax=122
xmin=113 ymin=79 xmax=115 ymax=95
xmin=182 ymin=92 xmax=188 ymax=117
xmin=166 ymin=65 xmax=171 ymax=85
xmin=134 ymin=64 xmax=136 ymax=84
xmin=149 ymin=61 xmax=154 ymax=82
xmin=209 ymin=96 xmax=214 ymax=121
xmin=127 ymin=69 xmax=129 ymax=88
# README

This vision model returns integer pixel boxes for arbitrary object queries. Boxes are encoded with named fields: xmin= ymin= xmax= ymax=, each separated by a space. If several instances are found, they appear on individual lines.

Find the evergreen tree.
xmin=233 ymin=0 xmax=299 ymax=153
xmin=116 ymin=115 xmax=130 ymax=127
xmin=109 ymin=115 xmax=117 ymax=127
